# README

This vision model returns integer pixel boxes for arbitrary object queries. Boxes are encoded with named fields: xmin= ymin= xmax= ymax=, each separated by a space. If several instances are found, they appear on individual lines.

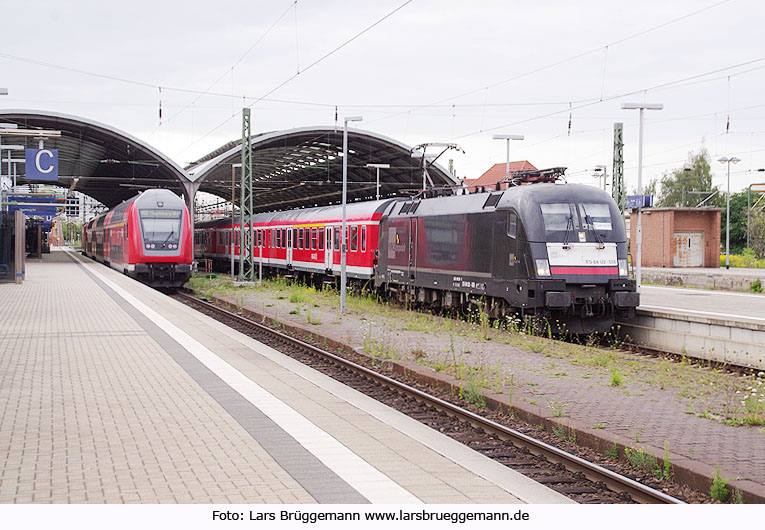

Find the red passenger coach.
xmin=82 ymin=189 xmax=193 ymax=287
xmin=196 ymin=199 xmax=395 ymax=281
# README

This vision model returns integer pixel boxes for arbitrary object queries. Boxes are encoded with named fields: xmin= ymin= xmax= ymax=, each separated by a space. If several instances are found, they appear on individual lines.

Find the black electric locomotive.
xmin=375 ymin=170 xmax=638 ymax=333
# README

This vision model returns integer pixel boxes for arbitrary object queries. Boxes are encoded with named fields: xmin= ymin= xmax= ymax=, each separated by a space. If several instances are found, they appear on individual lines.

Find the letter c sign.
xmin=25 ymin=148 xmax=59 ymax=181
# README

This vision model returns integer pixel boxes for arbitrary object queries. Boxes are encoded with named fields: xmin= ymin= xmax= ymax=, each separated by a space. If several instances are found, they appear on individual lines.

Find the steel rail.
xmin=175 ymin=291 xmax=684 ymax=504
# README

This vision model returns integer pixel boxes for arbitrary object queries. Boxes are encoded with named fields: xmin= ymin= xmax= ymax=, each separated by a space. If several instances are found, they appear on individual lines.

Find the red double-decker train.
xmin=82 ymin=189 xmax=193 ymax=287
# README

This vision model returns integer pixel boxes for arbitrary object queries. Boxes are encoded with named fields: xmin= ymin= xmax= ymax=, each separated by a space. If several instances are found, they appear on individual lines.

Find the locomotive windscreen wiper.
xmin=162 ymin=229 xmax=175 ymax=246
xmin=580 ymin=204 xmax=605 ymax=249
xmin=562 ymin=214 xmax=574 ymax=249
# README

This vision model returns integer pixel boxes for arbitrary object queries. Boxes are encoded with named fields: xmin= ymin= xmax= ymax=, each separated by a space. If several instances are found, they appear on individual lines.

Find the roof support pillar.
xmin=182 ymin=180 xmax=200 ymax=259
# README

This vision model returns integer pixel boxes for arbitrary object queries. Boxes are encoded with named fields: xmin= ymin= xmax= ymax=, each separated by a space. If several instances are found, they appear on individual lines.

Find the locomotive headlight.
xmin=535 ymin=259 xmax=551 ymax=277
xmin=618 ymin=259 xmax=628 ymax=277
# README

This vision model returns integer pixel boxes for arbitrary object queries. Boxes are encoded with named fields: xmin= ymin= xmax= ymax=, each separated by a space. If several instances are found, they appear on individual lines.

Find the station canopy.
xmin=0 ymin=112 xmax=457 ymax=215
xmin=0 ymin=109 xmax=188 ymax=208
xmin=187 ymin=126 xmax=456 ymax=214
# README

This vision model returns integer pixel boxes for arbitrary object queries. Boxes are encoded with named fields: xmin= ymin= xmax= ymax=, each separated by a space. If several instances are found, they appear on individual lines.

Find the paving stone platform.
xmin=0 ymin=249 xmax=569 ymax=504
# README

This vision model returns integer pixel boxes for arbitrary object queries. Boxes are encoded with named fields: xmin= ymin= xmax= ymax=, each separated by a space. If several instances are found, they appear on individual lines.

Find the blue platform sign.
xmin=8 ymin=196 xmax=57 ymax=230
xmin=626 ymin=194 xmax=654 ymax=209
xmin=25 ymin=148 xmax=59 ymax=181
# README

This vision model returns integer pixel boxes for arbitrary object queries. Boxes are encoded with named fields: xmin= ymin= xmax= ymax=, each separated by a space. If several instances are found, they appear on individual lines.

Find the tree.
xmin=751 ymin=209 xmax=765 ymax=259
xmin=656 ymin=148 xmax=722 ymax=208
xmin=726 ymin=192 xmax=749 ymax=254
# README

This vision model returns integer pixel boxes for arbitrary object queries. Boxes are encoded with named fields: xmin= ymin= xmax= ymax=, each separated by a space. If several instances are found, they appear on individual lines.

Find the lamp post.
xmin=718 ymin=156 xmax=740 ymax=269
xmin=593 ymin=164 xmax=608 ymax=190
xmin=621 ymin=102 xmax=663 ymax=293
xmin=492 ymin=134 xmax=524 ymax=181
xmin=341 ymin=116 xmax=362 ymax=314
xmin=365 ymin=163 xmax=390 ymax=200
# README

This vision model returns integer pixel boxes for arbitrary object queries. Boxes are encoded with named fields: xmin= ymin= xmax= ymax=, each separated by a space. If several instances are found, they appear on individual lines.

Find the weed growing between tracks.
xmin=186 ymin=274 xmax=765 ymax=428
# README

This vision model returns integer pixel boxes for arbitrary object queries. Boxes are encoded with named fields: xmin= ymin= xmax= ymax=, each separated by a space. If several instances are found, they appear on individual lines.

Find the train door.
xmin=494 ymin=210 xmax=519 ymax=280
xmin=330 ymin=225 xmax=339 ymax=272
xmin=408 ymin=218 xmax=417 ymax=283
xmin=325 ymin=226 xmax=333 ymax=270
xmin=286 ymin=228 xmax=293 ymax=267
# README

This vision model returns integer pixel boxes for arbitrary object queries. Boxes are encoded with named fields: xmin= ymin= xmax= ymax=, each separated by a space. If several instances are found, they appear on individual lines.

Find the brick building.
xmin=629 ymin=208 xmax=722 ymax=268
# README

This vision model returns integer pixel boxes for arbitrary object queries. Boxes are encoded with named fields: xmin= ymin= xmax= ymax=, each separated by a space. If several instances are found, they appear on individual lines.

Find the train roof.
xmin=197 ymin=198 xmax=398 ymax=228
xmin=384 ymin=182 xmax=615 ymax=219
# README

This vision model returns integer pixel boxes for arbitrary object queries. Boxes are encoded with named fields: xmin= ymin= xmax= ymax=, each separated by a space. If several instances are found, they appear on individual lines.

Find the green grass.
xmin=710 ymin=468 xmax=729 ymax=502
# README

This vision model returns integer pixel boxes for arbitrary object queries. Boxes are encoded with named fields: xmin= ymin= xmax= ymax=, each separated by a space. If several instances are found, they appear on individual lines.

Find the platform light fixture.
xmin=366 ymin=163 xmax=390 ymax=200
xmin=492 ymin=134 xmax=524 ymax=181
xmin=593 ymin=164 xmax=608 ymax=190
xmin=718 ymin=156 xmax=741 ymax=270
xmin=621 ymin=102 xmax=663 ymax=293
xmin=341 ymin=115 xmax=363 ymax=314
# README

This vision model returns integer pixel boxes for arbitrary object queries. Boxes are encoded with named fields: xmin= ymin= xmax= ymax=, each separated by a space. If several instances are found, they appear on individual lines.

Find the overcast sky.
xmin=2 ymin=0 xmax=764 ymax=197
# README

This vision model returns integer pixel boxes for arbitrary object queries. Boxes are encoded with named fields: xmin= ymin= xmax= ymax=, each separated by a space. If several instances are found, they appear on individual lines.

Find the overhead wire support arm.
xmin=410 ymin=142 xmax=464 ymax=192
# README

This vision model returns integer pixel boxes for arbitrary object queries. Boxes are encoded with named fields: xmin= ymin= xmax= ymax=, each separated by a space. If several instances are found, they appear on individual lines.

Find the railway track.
xmin=172 ymin=290 xmax=684 ymax=505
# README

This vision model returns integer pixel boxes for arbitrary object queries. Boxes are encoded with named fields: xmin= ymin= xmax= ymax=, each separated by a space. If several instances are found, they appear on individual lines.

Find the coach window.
xmin=334 ymin=228 xmax=340 ymax=251
xmin=318 ymin=229 xmax=324 ymax=250
xmin=293 ymin=229 xmax=297 ymax=249
xmin=507 ymin=212 xmax=517 ymax=238
xmin=298 ymin=228 xmax=304 ymax=250
xmin=311 ymin=227 xmax=317 ymax=250
xmin=350 ymin=226 xmax=358 ymax=252
xmin=361 ymin=225 xmax=367 ymax=253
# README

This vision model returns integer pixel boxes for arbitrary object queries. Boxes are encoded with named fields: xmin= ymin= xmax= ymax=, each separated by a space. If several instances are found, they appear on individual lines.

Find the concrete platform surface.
xmin=642 ymin=266 xmax=765 ymax=293
xmin=0 ymin=249 xmax=570 ymax=504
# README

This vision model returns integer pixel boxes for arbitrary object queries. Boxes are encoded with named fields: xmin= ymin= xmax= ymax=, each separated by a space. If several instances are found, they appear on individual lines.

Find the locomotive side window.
xmin=540 ymin=203 xmax=576 ymax=231
xmin=578 ymin=203 xmax=612 ymax=231
xmin=507 ymin=212 xmax=517 ymax=238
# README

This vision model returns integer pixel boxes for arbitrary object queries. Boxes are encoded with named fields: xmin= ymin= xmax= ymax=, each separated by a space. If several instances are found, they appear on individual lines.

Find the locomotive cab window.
xmin=578 ymin=203 xmax=612 ymax=232
xmin=540 ymin=203 xmax=576 ymax=232
xmin=139 ymin=209 xmax=182 ymax=249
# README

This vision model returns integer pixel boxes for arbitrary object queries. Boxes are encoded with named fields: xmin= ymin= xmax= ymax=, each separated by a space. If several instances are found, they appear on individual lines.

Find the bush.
xmin=720 ymin=249 xmax=765 ymax=269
